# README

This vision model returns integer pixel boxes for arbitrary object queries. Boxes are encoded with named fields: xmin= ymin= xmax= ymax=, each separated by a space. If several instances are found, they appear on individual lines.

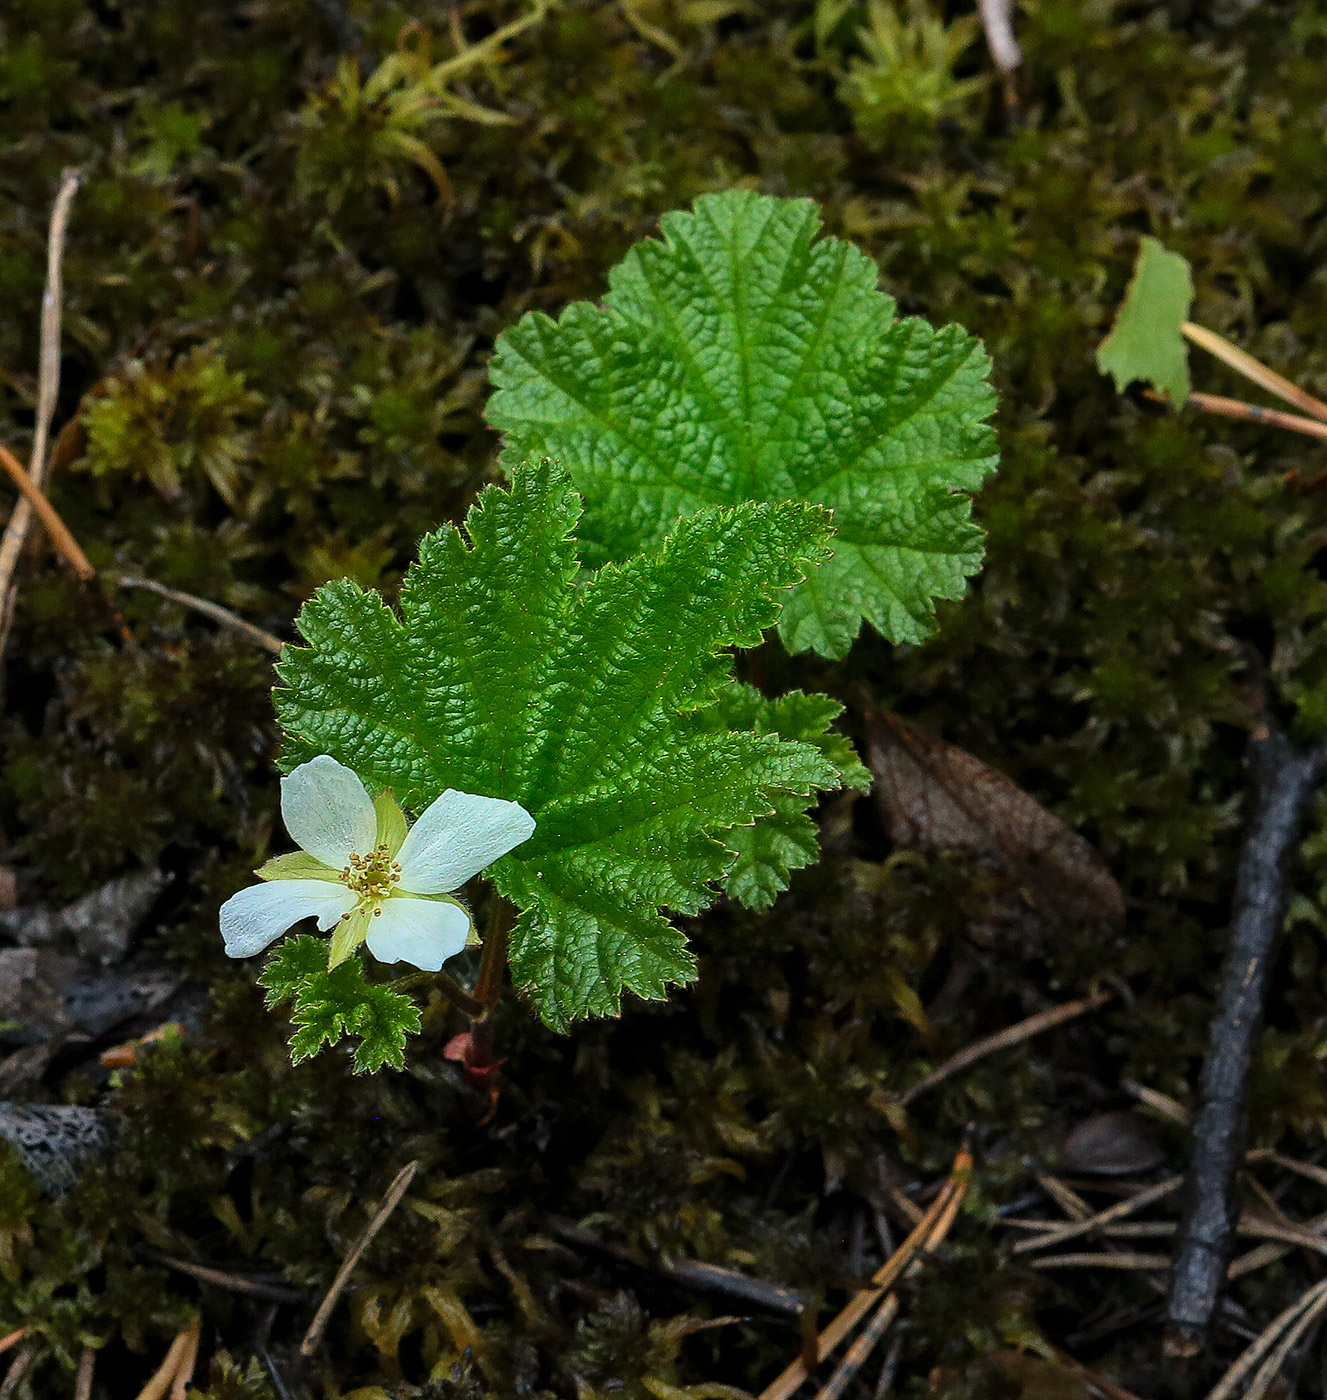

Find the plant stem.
xmin=473 ymin=894 xmax=515 ymax=1013
xmin=465 ymin=896 xmax=516 ymax=1079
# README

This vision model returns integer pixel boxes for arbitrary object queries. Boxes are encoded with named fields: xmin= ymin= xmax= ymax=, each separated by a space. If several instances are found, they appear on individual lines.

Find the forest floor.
xmin=3 ymin=2 xmax=1327 ymax=1397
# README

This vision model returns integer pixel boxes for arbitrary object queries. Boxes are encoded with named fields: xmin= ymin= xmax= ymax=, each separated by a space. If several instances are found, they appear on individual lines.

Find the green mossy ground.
xmin=3 ymin=1 xmax=1327 ymax=1395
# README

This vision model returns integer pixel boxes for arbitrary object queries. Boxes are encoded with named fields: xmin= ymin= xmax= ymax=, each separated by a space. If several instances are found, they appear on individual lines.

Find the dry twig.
xmin=1122 ymin=1080 xmax=1190 ymax=1126
xmin=301 ymin=1159 xmax=420 ymax=1355
xmin=145 ymin=1249 xmax=308 ymax=1302
xmin=116 ymin=574 xmax=285 ymax=654
xmin=1030 ymin=1251 xmax=1173 ymax=1271
xmin=0 ymin=441 xmax=132 ymax=644
xmin=976 ymin=0 xmax=1020 ymax=113
xmin=0 ymin=1334 xmax=20 ymax=1360
xmin=0 ymin=442 xmax=95 ymax=581
xmin=1050 ymin=1346 xmax=1148 ymax=1400
xmin=1177 ymin=390 xmax=1327 ymax=440
xmin=548 ymin=1217 xmax=804 ymax=1316
xmin=0 ymin=168 xmax=80 ymax=653
xmin=1239 ymin=1281 xmax=1327 ymax=1400
xmin=899 ymin=991 xmax=1110 ymax=1106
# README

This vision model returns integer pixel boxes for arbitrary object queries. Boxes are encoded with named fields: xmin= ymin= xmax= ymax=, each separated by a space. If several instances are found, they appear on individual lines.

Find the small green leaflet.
xmin=259 ymin=935 xmax=421 ymax=1073
xmin=275 ymin=459 xmax=853 ymax=1031
xmin=487 ymin=189 xmax=999 ymax=660
xmin=1097 ymin=236 xmax=1194 ymax=407
xmin=704 ymin=683 xmax=870 ymax=910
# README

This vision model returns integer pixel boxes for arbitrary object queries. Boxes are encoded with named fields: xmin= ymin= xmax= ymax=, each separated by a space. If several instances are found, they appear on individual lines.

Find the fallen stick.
xmin=0 ymin=1341 xmax=35 ymax=1400
xmin=167 ymin=1317 xmax=198 ymax=1400
xmin=300 ymin=1159 xmax=419 ymax=1356
xmin=547 ymin=1217 xmax=805 ymax=1316
xmin=1166 ymin=724 xmax=1326 ymax=1357
xmin=0 ymin=442 xmax=96 ymax=580
xmin=144 ymin=1248 xmax=308 ymax=1302
xmin=1238 ymin=1279 xmax=1327 ymax=1400
xmin=1030 ymin=1252 xmax=1173 ymax=1271
xmin=898 ymin=990 xmax=1110 ymax=1106
xmin=1183 ymin=390 xmax=1327 ymax=440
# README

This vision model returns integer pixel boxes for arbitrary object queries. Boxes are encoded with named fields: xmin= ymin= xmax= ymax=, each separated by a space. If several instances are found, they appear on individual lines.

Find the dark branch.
xmin=1166 ymin=724 xmax=1327 ymax=1359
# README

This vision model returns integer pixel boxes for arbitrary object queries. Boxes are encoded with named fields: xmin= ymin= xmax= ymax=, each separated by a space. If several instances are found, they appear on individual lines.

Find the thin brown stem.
xmin=473 ymin=895 xmax=516 ymax=1013
xmin=116 ymin=574 xmax=284 ymax=653
xmin=1146 ymin=387 xmax=1327 ymax=440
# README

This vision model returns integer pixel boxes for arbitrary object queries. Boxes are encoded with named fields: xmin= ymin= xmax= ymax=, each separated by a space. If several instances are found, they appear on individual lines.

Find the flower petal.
xmin=365 ymin=895 xmax=472 ymax=971
xmin=281 ymin=756 xmax=377 ymax=868
xmin=220 ymin=880 xmax=356 ymax=958
xmin=396 ymin=790 xmax=536 ymax=894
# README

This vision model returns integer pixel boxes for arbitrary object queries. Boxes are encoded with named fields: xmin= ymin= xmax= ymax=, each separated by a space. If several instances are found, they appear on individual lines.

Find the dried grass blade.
xmin=812 ymin=1294 xmax=900 ymax=1400
xmin=1182 ymin=322 xmax=1327 ymax=425
xmin=130 ymin=1321 xmax=194 ymax=1400
xmin=1241 ymin=1281 xmax=1327 ymax=1400
xmin=758 ymin=1139 xmax=972 ymax=1400
xmin=74 ymin=1347 xmax=95 ymax=1400
xmin=899 ymin=991 xmax=1110 ymax=1106
xmin=116 ymin=575 xmax=284 ymax=654
xmin=0 ymin=169 xmax=79 ymax=648
xmin=1203 ymin=1276 xmax=1327 ymax=1400
xmin=1012 ymin=1176 xmax=1182 ymax=1254
xmin=0 ymin=443 xmax=95 ymax=581
xmin=301 ymin=1159 xmax=420 ymax=1356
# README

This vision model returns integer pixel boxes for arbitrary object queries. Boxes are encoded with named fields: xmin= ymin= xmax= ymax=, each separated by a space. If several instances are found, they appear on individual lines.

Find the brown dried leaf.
xmin=865 ymin=707 xmax=1124 ymax=937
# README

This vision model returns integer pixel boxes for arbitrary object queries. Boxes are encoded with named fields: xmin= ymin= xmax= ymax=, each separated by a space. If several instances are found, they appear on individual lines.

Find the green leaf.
xmin=486 ymin=189 xmax=999 ymax=659
xmin=1097 ymin=236 xmax=1194 ymax=407
xmin=702 ymin=683 xmax=870 ymax=910
xmin=276 ymin=459 xmax=846 ymax=1030
xmin=258 ymin=934 xmax=328 ymax=1008
xmin=258 ymin=934 xmax=420 ymax=1072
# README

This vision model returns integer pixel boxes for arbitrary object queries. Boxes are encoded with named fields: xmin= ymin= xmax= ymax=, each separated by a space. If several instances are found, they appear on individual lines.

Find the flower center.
xmin=341 ymin=843 xmax=402 ymax=914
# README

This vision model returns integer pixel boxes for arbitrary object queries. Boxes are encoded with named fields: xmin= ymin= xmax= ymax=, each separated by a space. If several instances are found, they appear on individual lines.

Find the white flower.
xmin=220 ymin=756 xmax=535 ymax=972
